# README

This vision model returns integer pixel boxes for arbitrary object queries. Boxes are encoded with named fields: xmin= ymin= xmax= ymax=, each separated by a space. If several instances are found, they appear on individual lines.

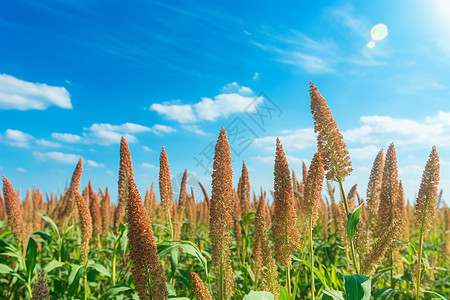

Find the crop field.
xmin=0 ymin=84 xmax=449 ymax=300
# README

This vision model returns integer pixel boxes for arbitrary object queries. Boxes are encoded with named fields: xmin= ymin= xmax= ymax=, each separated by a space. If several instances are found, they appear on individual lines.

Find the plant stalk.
xmin=415 ymin=232 xmax=424 ymax=300
xmin=338 ymin=178 xmax=359 ymax=274
xmin=310 ymin=216 xmax=315 ymax=300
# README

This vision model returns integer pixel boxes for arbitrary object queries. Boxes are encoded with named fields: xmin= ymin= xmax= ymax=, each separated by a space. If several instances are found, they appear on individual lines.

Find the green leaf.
xmin=373 ymin=287 xmax=401 ymax=300
xmin=423 ymin=290 xmax=448 ymax=300
xmin=101 ymin=284 xmax=132 ymax=299
xmin=25 ymin=236 xmax=38 ymax=279
xmin=32 ymin=231 xmax=52 ymax=242
xmin=347 ymin=204 xmax=363 ymax=241
xmin=0 ymin=264 xmax=13 ymax=274
xmin=43 ymin=260 xmax=65 ymax=273
xmin=88 ymin=261 xmax=111 ymax=278
xmin=279 ymin=286 xmax=290 ymax=300
xmin=303 ymin=260 xmax=329 ymax=289
xmin=344 ymin=274 xmax=371 ymax=300
xmin=68 ymin=264 xmax=84 ymax=296
xmin=37 ymin=211 xmax=60 ymax=240
xmin=322 ymin=289 xmax=344 ymax=300
xmin=243 ymin=291 xmax=275 ymax=300
xmin=159 ymin=243 xmax=208 ymax=275
xmin=294 ymin=190 xmax=303 ymax=197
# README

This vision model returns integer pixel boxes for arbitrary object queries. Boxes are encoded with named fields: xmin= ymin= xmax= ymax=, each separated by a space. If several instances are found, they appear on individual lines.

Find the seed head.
xmin=2 ymin=175 xmax=25 ymax=243
xmin=159 ymin=146 xmax=174 ymax=220
xmin=32 ymin=270 xmax=49 ymax=300
xmin=415 ymin=146 xmax=440 ymax=236
xmin=114 ymin=137 xmax=133 ymax=232
xmin=302 ymin=152 xmax=325 ymax=226
xmin=210 ymin=127 xmax=235 ymax=298
xmin=309 ymin=82 xmax=352 ymax=181
xmin=273 ymin=138 xmax=300 ymax=267
xmin=101 ymin=187 xmax=110 ymax=237
xmin=88 ymin=181 xmax=102 ymax=236
xmin=240 ymin=161 xmax=251 ymax=217
xmin=190 ymin=272 xmax=212 ymax=300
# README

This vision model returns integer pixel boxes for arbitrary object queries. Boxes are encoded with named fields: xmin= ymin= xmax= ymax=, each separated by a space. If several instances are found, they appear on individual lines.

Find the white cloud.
xmin=349 ymin=145 xmax=380 ymax=160
xmin=195 ymin=93 xmax=262 ymax=121
xmin=17 ymin=167 xmax=26 ymax=173
xmin=142 ymin=146 xmax=153 ymax=152
xmin=33 ymin=151 xmax=103 ymax=167
xmin=344 ymin=112 xmax=450 ymax=148
xmin=36 ymin=139 xmax=63 ymax=148
xmin=106 ymin=170 xmax=114 ymax=175
xmin=150 ymin=103 xmax=197 ymax=123
xmin=51 ymin=133 xmax=82 ymax=143
xmin=88 ymin=123 xmax=152 ymax=134
xmin=142 ymin=162 xmax=157 ymax=169
xmin=182 ymin=125 xmax=208 ymax=136
xmin=33 ymin=151 xmax=80 ymax=164
xmin=1 ymin=129 xmax=34 ymax=148
xmin=150 ymin=82 xmax=260 ymax=124
xmin=0 ymin=73 xmax=72 ymax=110
xmin=86 ymin=160 xmax=105 ymax=168
xmin=150 ymin=124 xmax=177 ymax=135
xmin=251 ymin=155 xmax=308 ymax=167
xmin=253 ymin=128 xmax=316 ymax=151
xmin=253 ymin=72 xmax=259 ymax=80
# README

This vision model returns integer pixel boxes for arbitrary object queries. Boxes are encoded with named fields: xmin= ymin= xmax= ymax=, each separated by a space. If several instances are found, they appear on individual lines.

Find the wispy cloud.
xmin=252 ymin=128 xmax=316 ymax=152
xmin=141 ymin=162 xmax=157 ymax=169
xmin=0 ymin=74 xmax=72 ymax=110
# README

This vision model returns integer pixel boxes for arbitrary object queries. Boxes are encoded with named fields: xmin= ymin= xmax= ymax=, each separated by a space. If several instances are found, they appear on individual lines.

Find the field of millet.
xmin=0 ymin=83 xmax=448 ymax=299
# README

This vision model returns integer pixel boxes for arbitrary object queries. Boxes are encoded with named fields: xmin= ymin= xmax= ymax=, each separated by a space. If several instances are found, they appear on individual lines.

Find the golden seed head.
xmin=127 ymin=177 xmax=168 ymax=300
xmin=366 ymin=149 xmax=385 ymax=215
xmin=101 ymin=187 xmax=110 ymax=237
xmin=273 ymin=138 xmax=300 ymax=267
xmin=159 ymin=146 xmax=174 ymax=213
xmin=415 ymin=146 xmax=440 ymax=236
xmin=302 ymin=152 xmax=325 ymax=226
xmin=2 ymin=175 xmax=25 ymax=243
xmin=240 ymin=161 xmax=251 ymax=217
xmin=88 ymin=181 xmax=102 ymax=236
xmin=209 ymin=127 xmax=235 ymax=298
xmin=377 ymin=143 xmax=400 ymax=236
xmin=309 ymin=82 xmax=352 ymax=181
xmin=190 ymin=272 xmax=212 ymax=300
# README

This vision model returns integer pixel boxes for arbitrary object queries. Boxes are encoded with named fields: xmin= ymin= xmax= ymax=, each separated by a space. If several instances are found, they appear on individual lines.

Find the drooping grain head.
xmin=273 ymin=137 xmax=300 ymax=267
xmin=127 ymin=177 xmax=168 ymax=300
xmin=415 ymin=146 xmax=440 ymax=236
xmin=210 ymin=127 xmax=235 ymax=298
xmin=309 ymin=82 xmax=352 ymax=181
xmin=397 ymin=181 xmax=409 ymax=240
xmin=2 ymin=175 xmax=25 ymax=243
xmin=0 ymin=192 xmax=6 ymax=219
xmin=190 ymin=272 xmax=212 ymax=300
xmin=76 ymin=192 xmax=92 ymax=261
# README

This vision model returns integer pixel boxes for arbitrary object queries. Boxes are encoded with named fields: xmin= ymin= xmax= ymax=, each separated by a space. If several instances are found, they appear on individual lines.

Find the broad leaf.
xmin=43 ymin=260 xmax=65 ymax=273
xmin=344 ymin=274 xmax=371 ymax=300
xmin=25 ymin=236 xmax=38 ymax=279
xmin=68 ymin=264 xmax=84 ymax=296
xmin=322 ymin=289 xmax=344 ymax=300
xmin=0 ymin=264 xmax=13 ymax=274
xmin=101 ymin=284 xmax=132 ymax=299
xmin=37 ymin=211 xmax=60 ymax=239
xmin=243 ymin=291 xmax=275 ymax=300
xmin=347 ymin=204 xmax=363 ymax=241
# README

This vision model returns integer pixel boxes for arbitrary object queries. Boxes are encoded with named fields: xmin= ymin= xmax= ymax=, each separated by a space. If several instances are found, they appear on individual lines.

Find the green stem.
xmin=310 ymin=217 xmax=315 ymax=300
xmin=167 ymin=207 xmax=174 ymax=241
xmin=337 ymin=178 xmax=360 ymax=274
xmin=286 ymin=265 xmax=291 ymax=298
xmin=112 ymin=245 xmax=117 ymax=286
xmin=415 ymin=232 xmax=423 ymax=300
xmin=390 ymin=250 xmax=394 ymax=288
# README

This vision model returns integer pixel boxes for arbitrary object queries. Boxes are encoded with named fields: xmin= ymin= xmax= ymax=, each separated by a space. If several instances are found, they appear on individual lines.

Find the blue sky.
xmin=1 ymin=0 xmax=450 ymax=205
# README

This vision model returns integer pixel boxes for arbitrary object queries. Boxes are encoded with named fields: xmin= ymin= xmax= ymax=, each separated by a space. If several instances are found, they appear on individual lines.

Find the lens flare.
xmin=367 ymin=41 xmax=375 ymax=49
xmin=371 ymin=24 xmax=388 ymax=41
